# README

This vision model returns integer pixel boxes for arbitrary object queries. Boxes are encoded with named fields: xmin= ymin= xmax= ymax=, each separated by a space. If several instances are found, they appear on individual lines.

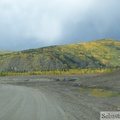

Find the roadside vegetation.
xmin=76 ymin=88 xmax=120 ymax=97
xmin=0 ymin=67 xmax=119 ymax=76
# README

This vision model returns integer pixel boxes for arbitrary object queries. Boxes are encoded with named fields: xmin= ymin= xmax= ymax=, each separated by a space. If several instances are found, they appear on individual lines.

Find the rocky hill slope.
xmin=0 ymin=38 xmax=120 ymax=72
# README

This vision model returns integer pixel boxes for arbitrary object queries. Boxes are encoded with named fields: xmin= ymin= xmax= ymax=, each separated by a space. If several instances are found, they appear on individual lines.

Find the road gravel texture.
xmin=0 ymin=70 xmax=120 ymax=120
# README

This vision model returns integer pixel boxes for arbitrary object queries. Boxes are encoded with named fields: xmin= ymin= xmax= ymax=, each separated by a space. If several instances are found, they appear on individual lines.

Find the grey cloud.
xmin=0 ymin=0 xmax=120 ymax=50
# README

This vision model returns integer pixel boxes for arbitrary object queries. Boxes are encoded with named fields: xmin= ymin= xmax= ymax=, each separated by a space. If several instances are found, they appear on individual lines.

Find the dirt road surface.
xmin=0 ymin=70 xmax=120 ymax=120
xmin=0 ymin=84 xmax=72 ymax=120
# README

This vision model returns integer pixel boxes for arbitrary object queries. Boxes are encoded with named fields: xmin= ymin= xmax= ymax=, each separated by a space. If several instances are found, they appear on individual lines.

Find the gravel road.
xmin=0 ymin=70 xmax=120 ymax=120
xmin=0 ymin=84 xmax=69 ymax=120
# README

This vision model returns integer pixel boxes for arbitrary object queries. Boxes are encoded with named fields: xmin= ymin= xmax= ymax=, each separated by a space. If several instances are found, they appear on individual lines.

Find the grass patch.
xmin=0 ymin=68 xmax=119 ymax=76
xmin=76 ymin=88 xmax=120 ymax=97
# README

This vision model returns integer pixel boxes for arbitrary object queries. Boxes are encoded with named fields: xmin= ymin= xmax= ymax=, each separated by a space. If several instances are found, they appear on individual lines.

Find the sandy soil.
xmin=0 ymin=70 xmax=120 ymax=120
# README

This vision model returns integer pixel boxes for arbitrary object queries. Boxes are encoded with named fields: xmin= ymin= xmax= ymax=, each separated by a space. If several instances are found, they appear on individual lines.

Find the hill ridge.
xmin=0 ymin=38 xmax=120 ymax=72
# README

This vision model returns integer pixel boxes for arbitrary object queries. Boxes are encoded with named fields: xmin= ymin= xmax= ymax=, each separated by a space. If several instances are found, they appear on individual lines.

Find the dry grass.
xmin=76 ymin=88 xmax=120 ymax=97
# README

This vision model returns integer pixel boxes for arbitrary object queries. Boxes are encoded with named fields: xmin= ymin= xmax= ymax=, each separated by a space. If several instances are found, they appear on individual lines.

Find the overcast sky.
xmin=0 ymin=0 xmax=120 ymax=50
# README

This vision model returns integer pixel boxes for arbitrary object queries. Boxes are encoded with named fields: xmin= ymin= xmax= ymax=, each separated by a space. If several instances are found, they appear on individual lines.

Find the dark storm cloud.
xmin=0 ymin=0 xmax=120 ymax=50
xmin=61 ymin=0 xmax=120 ymax=44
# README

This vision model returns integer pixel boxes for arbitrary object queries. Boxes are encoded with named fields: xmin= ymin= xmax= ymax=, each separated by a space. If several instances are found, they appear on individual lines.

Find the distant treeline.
xmin=0 ymin=67 xmax=119 ymax=76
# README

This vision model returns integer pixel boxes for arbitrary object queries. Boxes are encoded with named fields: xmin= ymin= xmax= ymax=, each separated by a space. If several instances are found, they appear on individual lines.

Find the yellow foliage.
xmin=0 ymin=68 xmax=118 ymax=76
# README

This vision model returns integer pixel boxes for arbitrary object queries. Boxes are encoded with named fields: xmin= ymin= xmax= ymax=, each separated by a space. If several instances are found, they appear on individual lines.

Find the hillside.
xmin=0 ymin=50 xmax=12 ymax=55
xmin=0 ymin=38 xmax=120 ymax=72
